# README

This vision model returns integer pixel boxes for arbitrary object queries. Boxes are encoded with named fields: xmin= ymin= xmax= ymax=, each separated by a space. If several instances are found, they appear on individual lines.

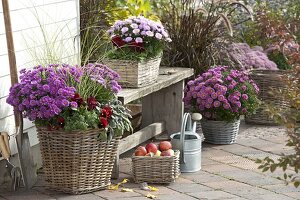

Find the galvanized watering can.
xmin=170 ymin=113 xmax=202 ymax=172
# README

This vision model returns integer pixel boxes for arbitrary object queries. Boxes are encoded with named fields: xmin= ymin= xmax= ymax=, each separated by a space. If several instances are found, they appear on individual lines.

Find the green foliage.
xmin=257 ymin=67 xmax=300 ymax=187
xmin=236 ymin=0 xmax=300 ymax=70
xmin=267 ymin=50 xmax=292 ymax=70
xmin=108 ymin=99 xmax=133 ymax=136
xmin=62 ymin=108 xmax=99 ymax=131
xmin=106 ymin=41 xmax=163 ymax=61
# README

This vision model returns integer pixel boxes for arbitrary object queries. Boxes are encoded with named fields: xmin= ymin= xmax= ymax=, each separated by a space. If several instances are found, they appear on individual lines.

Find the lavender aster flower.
xmin=183 ymin=66 xmax=260 ymax=121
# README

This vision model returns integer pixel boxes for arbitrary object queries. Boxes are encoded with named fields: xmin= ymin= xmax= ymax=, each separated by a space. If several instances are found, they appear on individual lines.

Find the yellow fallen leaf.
xmin=120 ymin=178 xmax=129 ymax=184
xmin=108 ymin=178 xmax=129 ymax=190
xmin=145 ymin=193 xmax=157 ymax=199
xmin=121 ymin=188 xmax=134 ymax=192
xmin=148 ymin=186 xmax=159 ymax=191
xmin=108 ymin=184 xmax=119 ymax=190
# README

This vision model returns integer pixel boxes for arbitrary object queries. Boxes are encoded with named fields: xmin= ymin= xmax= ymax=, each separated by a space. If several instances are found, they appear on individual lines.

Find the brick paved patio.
xmin=0 ymin=120 xmax=299 ymax=200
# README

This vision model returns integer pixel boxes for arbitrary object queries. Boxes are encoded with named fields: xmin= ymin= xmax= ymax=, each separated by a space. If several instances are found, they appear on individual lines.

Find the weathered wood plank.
xmin=142 ymin=81 xmax=185 ymax=136
xmin=118 ymin=122 xmax=166 ymax=155
xmin=118 ymin=67 xmax=194 ymax=104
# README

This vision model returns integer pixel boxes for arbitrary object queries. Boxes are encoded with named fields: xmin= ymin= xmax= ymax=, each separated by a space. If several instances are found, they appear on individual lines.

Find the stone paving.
xmin=0 ymin=120 xmax=299 ymax=200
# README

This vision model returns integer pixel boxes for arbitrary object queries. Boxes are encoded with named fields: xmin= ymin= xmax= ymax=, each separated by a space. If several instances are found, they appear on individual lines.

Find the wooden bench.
xmin=112 ymin=67 xmax=194 ymax=178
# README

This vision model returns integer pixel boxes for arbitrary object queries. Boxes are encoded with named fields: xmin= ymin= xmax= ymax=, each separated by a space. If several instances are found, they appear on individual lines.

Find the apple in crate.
xmin=145 ymin=143 xmax=158 ymax=154
xmin=161 ymin=149 xmax=175 ymax=156
xmin=154 ymin=150 xmax=161 ymax=156
xmin=159 ymin=141 xmax=172 ymax=151
xmin=134 ymin=146 xmax=147 ymax=156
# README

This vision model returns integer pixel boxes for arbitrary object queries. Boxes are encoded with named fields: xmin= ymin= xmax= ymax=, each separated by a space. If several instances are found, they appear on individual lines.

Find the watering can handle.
xmin=180 ymin=113 xmax=192 ymax=164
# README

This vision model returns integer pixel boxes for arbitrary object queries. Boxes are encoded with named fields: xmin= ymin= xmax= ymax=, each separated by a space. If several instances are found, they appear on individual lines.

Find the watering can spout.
xmin=192 ymin=113 xmax=202 ymax=133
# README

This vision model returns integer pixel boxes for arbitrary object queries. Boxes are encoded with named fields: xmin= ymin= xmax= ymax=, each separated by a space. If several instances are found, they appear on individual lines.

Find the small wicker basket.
xmin=132 ymin=151 xmax=180 ymax=184
xmin=103 ymin=56 xmax=161 ymax=88
xmin=245 ymin=70 xmax=289 ymax=125
xmin=37 ymin=127 xmax=120 ymax=194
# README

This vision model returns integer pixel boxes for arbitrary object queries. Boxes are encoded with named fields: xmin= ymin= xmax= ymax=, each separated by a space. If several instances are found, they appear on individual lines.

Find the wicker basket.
xmin=245 ymin=70 xmax=289 ymax=125
xmin=201 ymin=120 xmax=240 ymax=144
xmin=37 ymin=127 xmax=120 ymax=194
xmin=132 ymin=151 xmax=180 ymax=184
xmin=103 ymin=56 xmax=161 ymax=88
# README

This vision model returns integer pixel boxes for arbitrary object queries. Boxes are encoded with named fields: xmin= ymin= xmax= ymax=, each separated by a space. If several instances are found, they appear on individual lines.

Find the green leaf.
xmin=270 ymin=164 xmax=277 ymax=172
xmin=294 ymin=181 xmax=300 ymax=188
xmin=284 ymin=173 xmax=287 ymax=179
xmin=262 ymin=167 xmax=270 ymax=172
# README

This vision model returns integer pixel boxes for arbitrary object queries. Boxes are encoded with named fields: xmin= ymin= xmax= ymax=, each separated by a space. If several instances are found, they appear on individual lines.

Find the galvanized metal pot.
xmin=200 ymin=119 xmax=240 ymax=145
xmin=170 ymin=113 xmax=202 ymax=173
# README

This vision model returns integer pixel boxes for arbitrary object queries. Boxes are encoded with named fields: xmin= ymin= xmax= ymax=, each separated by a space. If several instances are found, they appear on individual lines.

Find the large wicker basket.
xmin=245 ymin=70 xmax=288 ymax=125
xmin=132 ymin=151 xmax=180 ymax=184
xmin=103 ymin=56 xmax=161 ymax=88
xmin=37 ymin=127 xmax=120 ymax=194
xmin=200 ymin=120 xmax=240 ymax=144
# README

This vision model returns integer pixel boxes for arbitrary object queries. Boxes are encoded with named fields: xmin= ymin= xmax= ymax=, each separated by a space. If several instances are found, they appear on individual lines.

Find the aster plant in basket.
xmin=183 ymin=66 xmax=260 ymax=121
xmin=6 ymin=64 xmax=132 ymax=139
xmin=107 ymin=16 xmax=171 ymax=61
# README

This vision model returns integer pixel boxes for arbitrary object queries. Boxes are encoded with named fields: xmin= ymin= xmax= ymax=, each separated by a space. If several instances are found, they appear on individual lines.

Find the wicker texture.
xmin=245 ymin=70 xmax=288 ymax=125
xmin=200 ymin=120 xmax=240 ymax=144
xmin=103 ymin=56 xmax=161 ymax=88
xmin=132 ymin=151 xmax=180 ymax=183
xmin=37 ymin=127 xmax=120 ymax=194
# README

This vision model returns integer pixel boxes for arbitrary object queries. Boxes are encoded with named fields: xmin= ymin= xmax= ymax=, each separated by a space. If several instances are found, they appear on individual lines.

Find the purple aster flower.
xmin=133 ymin=28 xmax=140 ymax=34
xmin=242 ymin=94 xmax=249 ymax=100
xmin=124 ymin=37 xmax=133 ymax=42
xmin=155 ymin=33 xmax=162 ymax=40
xmin=121 ymin=27 xmax=129 ymax=33
xmin=146 ymin=31 xmax=154 ymax=37
xmin=213 ymin=101 xmax=221 ymax=108
xmin=242 ymin=85 xmax=247 ymax=91
xmin=130 ymin=23 xmax=138 ymax=29
xmin=135 ymin=37 xmax=143 ymax=43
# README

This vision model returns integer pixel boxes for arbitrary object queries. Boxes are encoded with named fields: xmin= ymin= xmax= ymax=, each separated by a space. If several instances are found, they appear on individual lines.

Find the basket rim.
xmin=102 ymin=54 xmax=162 ymax=64
xmin=36 ymin=127 xmax=107 ymax=134
xmin=132 ymin=150 xmax=180 ymax=159
xmin=201 ymin=119 xmax=240 ymax=123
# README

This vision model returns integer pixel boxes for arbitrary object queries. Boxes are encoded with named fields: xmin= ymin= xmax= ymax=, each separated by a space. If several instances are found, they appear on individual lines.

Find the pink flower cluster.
xmin=227 ymin=43 xmax=278 ymax=71
xmin=183 ymin=66 xmax=260 ymax=121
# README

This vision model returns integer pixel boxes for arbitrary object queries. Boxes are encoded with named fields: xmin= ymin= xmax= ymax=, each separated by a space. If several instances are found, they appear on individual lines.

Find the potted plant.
xmin=103 ymin=16 xmax=171 ymax=88
xmin=183 ymin=66 xmax=260 ymax=144
xmin=6 ymin=63 xmax=132 ymax=194
xmin=235 ymin=2 xmax=300 ymax=125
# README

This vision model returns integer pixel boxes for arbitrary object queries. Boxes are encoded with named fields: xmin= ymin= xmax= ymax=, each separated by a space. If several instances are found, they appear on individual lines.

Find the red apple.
xmin=161 ymin=149 xmax=175 ymax=156
xmin=159 ymin=141 xmax=172 ymax=151
xmin=134 ymin=146 xmax=147 ymax=156
xmin=145 ymin=143 xmax=158 ymax=154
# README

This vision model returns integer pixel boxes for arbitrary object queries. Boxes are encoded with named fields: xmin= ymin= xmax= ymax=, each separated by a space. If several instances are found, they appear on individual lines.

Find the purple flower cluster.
xmin=6 ymin=64 xmax=122 ymax=122
xmin=108 ymin=16 xmax=172 ymax=44
xmin=183 ymin=66 xmax=260 ymax=120
xmin=83 ymin=63 xmax=121 ymax=93
xmin=227 ymin=43 xmax=278 ymax=71
xmin=6 ymin=65 xmax=76 ymax=121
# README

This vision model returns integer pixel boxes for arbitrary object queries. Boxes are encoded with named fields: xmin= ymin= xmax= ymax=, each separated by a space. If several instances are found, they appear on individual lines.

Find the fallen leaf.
xmin=120 ymin=178 xmax=129 ymax=184
xmin=145 ymin=193 xmax=157 ymax=199
xmin=108 ymin=178 xmax=129 ymax=190
xmin=121 ymin=188 xmax=134 ymax=192
xmin=148 ymin=186 xmax=159 ymax=191
xmin=108 ymin=184 xmax=119 ymax=190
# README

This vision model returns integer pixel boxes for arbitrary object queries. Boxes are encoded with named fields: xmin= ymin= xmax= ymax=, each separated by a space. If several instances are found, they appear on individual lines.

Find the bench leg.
xmin=142 ymin=81 xmax=184 ymax=135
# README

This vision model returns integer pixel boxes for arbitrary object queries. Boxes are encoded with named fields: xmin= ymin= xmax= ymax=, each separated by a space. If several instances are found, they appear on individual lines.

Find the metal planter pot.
xmin=200 ymin=119 xmax=240 ymax=144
